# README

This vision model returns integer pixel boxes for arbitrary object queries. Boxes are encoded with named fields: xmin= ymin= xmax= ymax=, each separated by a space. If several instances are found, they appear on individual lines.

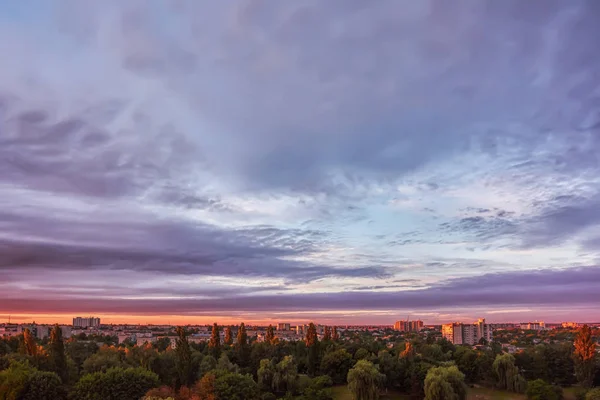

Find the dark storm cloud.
xmin=1 ymin=266 xmax=598 ymax=314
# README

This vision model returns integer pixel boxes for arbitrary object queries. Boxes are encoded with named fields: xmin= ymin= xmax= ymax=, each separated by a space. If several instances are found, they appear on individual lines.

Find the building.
xmin=442 ymin=318 xmax=493 ymax=345
xmin=277 ymin=323 xmax=291 ymax=331
xmin=394 ymin=320 xmax=424 ymax=332
xmin=562 ymin=322 xmax=579 ymax=329
xmin=73 ymin=317 xmax=101 ymax=329
xmin=519 ymin=321 xmax=546 ymax=331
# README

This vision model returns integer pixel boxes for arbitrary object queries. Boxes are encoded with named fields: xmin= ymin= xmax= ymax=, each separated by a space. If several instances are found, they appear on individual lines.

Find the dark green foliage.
xmin=0 ymin=360 xmax=65 ymax=400
xmin=175 ymin=326 xmax=194 ymax=387
xmin=22 ymin=370 xmax=66 ymax=400
xmin=48 ymin=325 xmax=68 ymax=383
xmin=347 ymin=359 xmax=385 ymax=400
xmin=320 ymin=348 xmax=353 ymax=384
xmin=213 ymin=372 xmax=260 ymax=400
xmin=209 ymin=323 xmax=221 ymax=359
xmin=305 ymin=323 xmax=320 ymax=376
xmin=424 ymin=365 xmax=467 ymax=400
xmin=585 ymin=388 xmax=600 ymax=400
xmin=71 ymin=367 xmax=160 ymax=400
xmin=525 ymin=379 xmax=563 ymax=400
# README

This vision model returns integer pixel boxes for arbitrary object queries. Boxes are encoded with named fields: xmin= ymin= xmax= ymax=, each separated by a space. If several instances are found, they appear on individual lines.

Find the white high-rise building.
xmin=442 ymin=318 xmax=493 ymax=345
xmin=73 ymin=317 xmax=101 ymax=328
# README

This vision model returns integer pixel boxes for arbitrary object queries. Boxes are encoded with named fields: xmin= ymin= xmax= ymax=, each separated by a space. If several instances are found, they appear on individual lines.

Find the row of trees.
xmin=0 ymin=323 xmax=598 ymax=400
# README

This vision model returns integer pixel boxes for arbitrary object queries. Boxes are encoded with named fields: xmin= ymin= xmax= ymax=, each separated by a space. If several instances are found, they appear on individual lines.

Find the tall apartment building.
xmin=394 ymin=320 xmax=424 ymax=332
xmin=277 ymin=323 xmax=291 ymax=331
xmin=520 ymin=321 xmax=546 ymax=331
xmin=73 ymin=317 xmax=101 ymax=328
xmin=442 ymin=318 xmax=493 ymax=345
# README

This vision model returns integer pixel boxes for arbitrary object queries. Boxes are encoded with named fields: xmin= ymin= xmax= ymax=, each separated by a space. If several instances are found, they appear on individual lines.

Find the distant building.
xmin=277 ymin=323 xmax=291 ymax=331
xmin=562 ymin=322 xmax=579 ymax=329
xmin=394 ymin=320 xmax=424 ymax=332
xmin=73 ymin=317 xmax=101 ymax=329
xmin=442 ymin=318 xmax=493 ymax=345
xmin=520 ymin=321 xmax=546 ymax=331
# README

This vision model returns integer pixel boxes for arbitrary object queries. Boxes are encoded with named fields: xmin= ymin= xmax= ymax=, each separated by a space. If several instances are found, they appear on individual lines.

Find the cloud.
xmin=1 ymin=0 xmax=600 ymax=321
xmin=2 ymin=266 xmax=598 ymax=315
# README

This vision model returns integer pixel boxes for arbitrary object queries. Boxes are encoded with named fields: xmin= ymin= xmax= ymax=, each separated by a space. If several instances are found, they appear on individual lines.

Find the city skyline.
xmin=1 ymin=1 xmax=600 ymax=324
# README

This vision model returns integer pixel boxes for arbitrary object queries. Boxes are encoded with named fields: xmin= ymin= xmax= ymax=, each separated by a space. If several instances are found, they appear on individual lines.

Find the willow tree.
xmin=493 ymin=353 xmax=526 ymax=393
xmin=424 ymin=366 xmax=467 ymax=400
xmin=347 ymin=360 xmax=384 ymax=400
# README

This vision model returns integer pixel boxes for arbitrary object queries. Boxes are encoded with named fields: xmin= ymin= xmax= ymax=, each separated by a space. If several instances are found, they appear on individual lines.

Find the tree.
xmin=493 ymin=353 xmax=527 ymax=393
xmin=266 ymin=325 xmax=275 ymax=344
xmin=224 ymin=327 xmax=233 ymax=346
xmin=323 ymin=326 xmax=331 ymax=341
xmin=272 ymin=355 xmax=298 ymax=394
xmin=71 ymin=367 xmax=160 ymax=400
xmin=257 ymin=359 xmax=276 ymax=392
xmin=48 ymin=324 xmax=68 ymax=383
xmin=209 ymin=323 xmax=221 ymax=359
xmin=82 ymin=346 xmax=126 ymax=374
xmin=22 ymin=329 xmax=38 ymax=357
xmin=199 ymin=355 xmax=217 ymax=377
xmin=236 ymin=323 xmax=248 ymax=348
xmin=217 ymin=353 xmax=239 ymax=373
xmin=332 ymin=327 xmax=339 ymax=342
xmin=321 ymin=349 xmax=353 ymax=384
xmin=306 ymin=323 xmax=320 ymax=376
xmin=347 ymin=360 xmax=384 ymax=400
xmin=0 ymin=360 xmax=65 ymax=400
xmin=454 ymin=346 xmax=481 ymax=383
xmin=424 ymin=366 xmax=467 ymax=400
xmin=213 ymin=372 xmax=260 ymax=400
xmin=525 ymin=379 xmax=563 ymax=400
xmin=574 ymin=325 xmax=597 ymax=388
xmin=22 ymin=370 xmax=66 ymax=400
xmin=586 ymin=388 xmax=600 ymax=400
xmin=175 ymin=326 xmax=194 ymax=388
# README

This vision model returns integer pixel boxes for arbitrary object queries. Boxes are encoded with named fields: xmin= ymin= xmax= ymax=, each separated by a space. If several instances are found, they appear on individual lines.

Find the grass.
xmin=332 ymin=385 xmax=581 ymax=400
xmin=331 ymin=385 xmax=409 ymax=400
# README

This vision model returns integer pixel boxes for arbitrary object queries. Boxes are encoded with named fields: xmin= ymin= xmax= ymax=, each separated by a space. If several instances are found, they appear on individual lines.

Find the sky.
xmin=1 ymin=0 xmax=600 ymax=325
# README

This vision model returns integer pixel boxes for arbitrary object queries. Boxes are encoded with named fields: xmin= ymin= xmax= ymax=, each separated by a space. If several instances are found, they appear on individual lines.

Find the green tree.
xmin=272 ymin=355 xmax=298 ymax=394
xmin=0 ymin=361 xmax=65 ymax=400
xmin=71 ymin=367 xmax=160 ymax=400
xmin=526 ymin=379 xmax=563 ymax=400
xmin=217 ymin=353 xmax=239 ymax=373
xmin=265 ymin=325 xmax=275 ymax=344
xmin=347 ymin=360 xmax=384 ymax=400
xmin=209 ymin=323 xmax=221 ymax=359
xmin=213 ymin=372 xmax=260 ymax=400
xmin=22 ymin=370 xmax=66 ymax=400
xmin=48 ymin=324 xmax=68 ymax=383
xmin=237 ymin=323 xmax=248 ymax=348
xmin=424 ymin=365 xmax=467 ymax=400
xmin=224 ymin=327 xmax=233 ymax=346
xmin=574 ymin=325 xmax=597 ymax=388
xmin=493 ymin=353 xmax=527 ymax=393
xmin=198 ymin=355 xmax=217 ymax=377
xmin=82 ymin=346 xmax=126 ymax=374
xmin=257 ymin=358 xmax=276 ymax=392
xmin=321 ymin=349 xmax=353 ymax=384
xmin=453 ymin=346 xmax=480 ymax=383
xmin=305 ymin=323 xmax=320 ymax=376
xmin=175 ymin=327 xmax=194 ymax=388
